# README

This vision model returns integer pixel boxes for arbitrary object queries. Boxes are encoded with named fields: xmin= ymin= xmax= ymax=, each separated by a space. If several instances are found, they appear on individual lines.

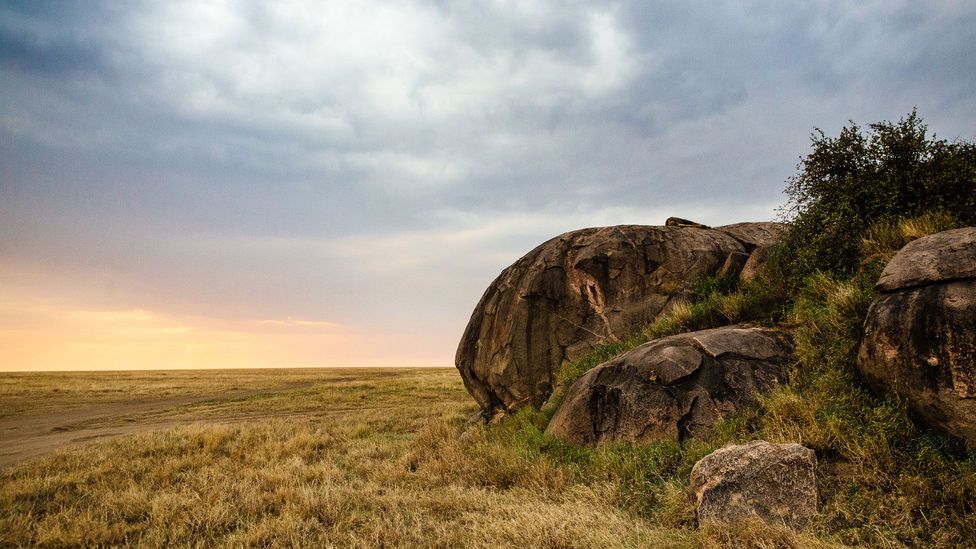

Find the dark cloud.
xmin=0 ymin=25 xmax=104 ymax=76
xmin=0 ymin=1 xmax=122 ymax=77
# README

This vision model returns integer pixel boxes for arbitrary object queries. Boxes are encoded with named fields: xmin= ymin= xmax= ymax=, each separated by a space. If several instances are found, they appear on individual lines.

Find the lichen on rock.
xmin=690 ymin=440 xmax=819 ymax=527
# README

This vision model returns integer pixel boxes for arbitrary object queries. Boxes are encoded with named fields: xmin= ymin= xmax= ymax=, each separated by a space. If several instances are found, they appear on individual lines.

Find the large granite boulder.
xmin=690 ymin=440 xmax=819 ymax=527
xmin=456 ymin=222 xmax=783 ymax=413
xmin=857 ymin=227 xmax=976 ymax=446
xmin=545 ymin=326 xmax=793 ymax=445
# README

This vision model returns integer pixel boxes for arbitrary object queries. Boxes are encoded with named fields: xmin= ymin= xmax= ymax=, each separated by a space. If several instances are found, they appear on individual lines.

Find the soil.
xmin=0 ymin=382 xmax=314 ymax=468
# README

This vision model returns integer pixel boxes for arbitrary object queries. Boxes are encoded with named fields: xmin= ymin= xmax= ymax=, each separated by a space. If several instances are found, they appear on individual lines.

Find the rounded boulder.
xmin=858 ymin=227 xmax=976 ymax=446
xmin=544 ymin=326 xmax=793 ymax=445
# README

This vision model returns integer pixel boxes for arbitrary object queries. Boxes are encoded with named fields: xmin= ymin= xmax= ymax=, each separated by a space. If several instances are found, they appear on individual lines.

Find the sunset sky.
xmin=2 ymin=1 xmax=975 ymax=371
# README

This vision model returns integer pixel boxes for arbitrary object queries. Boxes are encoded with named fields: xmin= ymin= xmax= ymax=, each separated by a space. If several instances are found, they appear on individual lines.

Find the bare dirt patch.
xmin=0 ymin=381 xmax=314 ymax=467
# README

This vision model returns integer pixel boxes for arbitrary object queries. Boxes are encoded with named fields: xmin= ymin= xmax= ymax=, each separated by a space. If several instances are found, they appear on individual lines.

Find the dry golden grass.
xmin=1 ymin=368 xmax=711 ymax=548
xmin=859 ymin=211 xmax=959 ymax=266
xmin=0 ymin=368 xmax=406 ymax=418
xmin=1 ymin=368 xmax=853 ymax=547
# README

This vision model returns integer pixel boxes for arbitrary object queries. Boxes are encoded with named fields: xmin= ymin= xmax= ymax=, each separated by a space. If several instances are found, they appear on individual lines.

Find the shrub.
xmin=779 ymin=110 xmax=976 ymax=284
xmin=755 ymin=268 xmax=976 ymax=546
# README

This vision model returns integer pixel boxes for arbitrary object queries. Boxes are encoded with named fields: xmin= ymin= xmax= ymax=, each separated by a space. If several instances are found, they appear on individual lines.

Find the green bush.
xmin=779 ymin=110 xmax=976 ymax=283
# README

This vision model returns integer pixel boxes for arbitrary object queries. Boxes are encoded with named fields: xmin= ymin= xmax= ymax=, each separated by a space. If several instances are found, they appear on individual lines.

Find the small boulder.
xmin=718 ymin=222 xmax=787 ymax=285
xmin=858 ymin=227 xmax=976 ymax=446
xmin=666 ymin=216 xmax=710 ymax=228
xmin=875 ymin=227 xmax=976 ymax=291
xmin=690 ymin=440 xmax=818 ymax=527
xmin=545 ymin=326 xmax=792 ymax=445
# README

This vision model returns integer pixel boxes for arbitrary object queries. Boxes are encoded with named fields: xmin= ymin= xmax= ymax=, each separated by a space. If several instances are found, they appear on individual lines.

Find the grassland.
xmin=1 ymin=367 xmax=781 ymax=548
xmin=0 ymin=357 xmax=935 ymax=549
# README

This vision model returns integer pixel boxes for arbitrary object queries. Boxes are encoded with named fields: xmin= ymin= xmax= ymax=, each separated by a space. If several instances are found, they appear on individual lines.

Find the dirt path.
xmin=0 ymin=382 xmax=314 ymax=468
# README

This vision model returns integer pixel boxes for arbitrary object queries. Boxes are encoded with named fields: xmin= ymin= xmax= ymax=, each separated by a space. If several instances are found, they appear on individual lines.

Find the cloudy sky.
xmin=1 ymin=1 xmax=974 ymax=371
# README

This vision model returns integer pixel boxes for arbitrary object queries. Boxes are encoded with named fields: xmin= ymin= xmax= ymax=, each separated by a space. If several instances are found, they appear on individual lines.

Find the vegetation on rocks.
xmin=466 ymin=112 xmax=976 ymax=546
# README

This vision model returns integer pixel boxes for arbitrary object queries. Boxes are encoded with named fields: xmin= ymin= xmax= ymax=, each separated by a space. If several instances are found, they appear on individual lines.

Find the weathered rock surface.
xmin=875 ymin=227 xmax=976 ymax=291
xmin=456 ymin=222 xmax=783 ymax=413
xmin=721 ymin=222 xmax=787 ymax=284
xmin=717 ymin=221 xmax=785 ymax=250
xmin=858 ymin=227 xmax=976 ymax=446
xmin=544 ymin=326 xmax=793 ymax=445
xmin=690 ymin=441 xmax=818 ymax=527
xmin=739 ymin=244 xmax=772 ymax=284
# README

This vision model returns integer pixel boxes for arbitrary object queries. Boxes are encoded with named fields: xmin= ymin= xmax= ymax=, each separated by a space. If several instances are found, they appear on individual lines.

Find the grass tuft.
xmin=860 ymin=210 xmax=959 ymax=266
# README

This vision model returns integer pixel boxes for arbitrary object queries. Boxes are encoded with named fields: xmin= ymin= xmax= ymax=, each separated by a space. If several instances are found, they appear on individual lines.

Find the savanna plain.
xmin=1 ymin=367 xmax=752 ymax=548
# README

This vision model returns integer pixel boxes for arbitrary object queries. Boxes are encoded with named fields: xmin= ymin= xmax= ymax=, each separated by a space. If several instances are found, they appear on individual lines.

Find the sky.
xmin=1 ymin=1 xmax=975 ymax=371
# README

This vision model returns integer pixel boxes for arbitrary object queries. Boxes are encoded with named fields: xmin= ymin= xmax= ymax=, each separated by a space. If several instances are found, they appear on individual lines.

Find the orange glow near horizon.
xmin=0 ymin=294 xmax=448 ymax=372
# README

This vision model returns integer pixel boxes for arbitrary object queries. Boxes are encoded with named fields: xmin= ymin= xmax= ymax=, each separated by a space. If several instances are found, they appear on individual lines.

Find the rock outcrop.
xmin=690 ymin=441 xmax=819 ymax=527
xmin=455 ymin=222 xmax=784 ymax=413
xmin=857 ymin=227 xmax=976 ymax=446
xmin=545 ymin=326 xmax=792 ymax=445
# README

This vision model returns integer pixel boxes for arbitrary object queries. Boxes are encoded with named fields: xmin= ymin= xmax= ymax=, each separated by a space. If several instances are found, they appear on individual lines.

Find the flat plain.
xmin=3 ymin=368 xmax=762 ymax=548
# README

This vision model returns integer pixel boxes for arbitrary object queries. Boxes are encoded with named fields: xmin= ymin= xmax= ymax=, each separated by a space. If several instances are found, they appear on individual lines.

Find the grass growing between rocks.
xmin=482 ymin=211 xmax=976 ymax=547
xmin=755 ymin=269 xmax=976 ymax=546
xmin=555 ymin=269 xmax=791 ymax=393
xmin=409 ymin=404 xmax=839 ymax=548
